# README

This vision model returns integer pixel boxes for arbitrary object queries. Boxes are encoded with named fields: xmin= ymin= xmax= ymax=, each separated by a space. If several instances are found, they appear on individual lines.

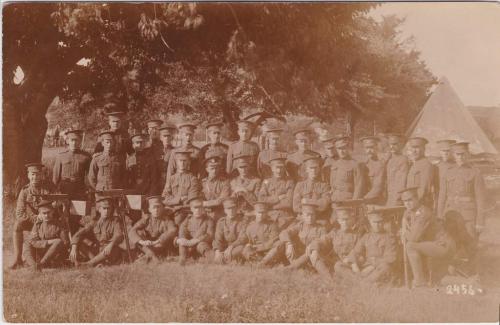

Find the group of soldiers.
xmin=10 ymin=103 xmax=488 ymax=289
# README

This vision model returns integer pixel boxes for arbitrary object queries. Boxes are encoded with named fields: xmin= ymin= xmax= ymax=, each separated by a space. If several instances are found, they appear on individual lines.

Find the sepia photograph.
xmin=2 ymin=1 xmax=500 ymax=323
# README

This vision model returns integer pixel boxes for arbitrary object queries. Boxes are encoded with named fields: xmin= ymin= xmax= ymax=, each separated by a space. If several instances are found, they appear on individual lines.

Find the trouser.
xmin=406 ymin=240 xmax=456 ymax=286
xmin=23 ymin=239 xmax=66 ymax=267
xmin=242 ymin=245 xmax=269 ymax=262
xmin=78 ymin=242 xmax=124 ymax=266
xmin=444 ymin=211 xmax=478 ymax=274
xmin=213 ymin=244 xmax=245 ymax=264
xmin=11 ymin=218 xmax=34 ymax=264
xmin=179 ymin=242 xmax=212 ymax=261
xmin=336 ymin=261 xmax=393 ymax=283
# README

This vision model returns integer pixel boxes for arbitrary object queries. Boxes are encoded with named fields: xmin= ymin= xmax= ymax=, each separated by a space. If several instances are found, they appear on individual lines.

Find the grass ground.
xmin=3 ymin=146 xmax=500 ymax=322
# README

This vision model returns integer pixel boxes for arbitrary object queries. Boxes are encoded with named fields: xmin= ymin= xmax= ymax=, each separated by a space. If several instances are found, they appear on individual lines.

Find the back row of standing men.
xmin=11 ymin=104 xmax=487 ymax=285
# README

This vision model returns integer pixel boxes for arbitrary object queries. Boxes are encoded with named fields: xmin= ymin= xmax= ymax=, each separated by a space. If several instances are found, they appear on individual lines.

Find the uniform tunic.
xmin=362 ymin=157 xmax=386 ymax=204
xmin=386 ymin=154 xmax=409 ymax=206
xmin=347 ymin=231 xmax=397 ymax=267
xmin=202 ymin=175 xmax=231 ymax=207
xmin=87 ymin=152 xmax=127 ymax=191
xmin=329 ymin=158 xmax=365 ymax=202
xmin=93 ymin=128 xmax=133 ymax=156
xmin=258 ymin=177 xmax=295 ymax=226
xmin=322 ymin=156 xmax=337 ymax=183
xmin=52 ymin=149 xmax=91 ymax=198
xmin=226 ymin=140 xmax=260 ymax=175
xmin=200 ymin=142 xmax=229 ymax=174
xmin=28 ymin=220 xmax=68 ymax=249
xmin=243 ymin=221 xmax=280 ymax=252
xmin=435 ymin=160 xmax=455 ymax=205
xmin=162 ymin=172 xmax=201 ymax=206
xmin=15 ymin=183 xmax=53 ymax=228
xmin=286 ymin=150 xmax=321 ymax=181
xmin=178 ymin=216 xmax=215 ymax=244
xmin=71 ymin=216 xmax=124 ymax=250
xmin=406 ymin=157 xmax=437 ymax=208
xmin=166 ymin=144 xmax=201 ymax=181
xmin=213 ymin=216 xmax=247 ymax=251
xmin=230 ymin=175 xmax=262 ymax=208
xmin=311 ymin=228 xmax=361 ymax=261
xmin=126 ymin=149 xmax=160 ymax=195
xmin=279 ymin=222 xmax=329 ymax=253
xmin=156 ymin=144 xmax=175 ymax=192
xmin=129 ymin=214 xmax=177 ymax=248
xmin=257 ymin=149 xmax=288 ymax=179
xmin=292 ymin=179 xmax=330 ymax=215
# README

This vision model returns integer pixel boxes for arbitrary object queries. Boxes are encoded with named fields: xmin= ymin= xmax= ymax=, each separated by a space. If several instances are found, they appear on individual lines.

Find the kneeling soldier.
xmin=129 ymin=196 xmax=178 ymax=263
xmin=263 ymin=200 xmax=328 ymax=270
xmin=401 ymin=187 xmax=456 ymax=288
xmin=213 ymin=197 xmax=248 ymax=264
xmin=69 ymin=196 xmax=124 ymax=267
xmin=307 ymin=206 xmax=362 ymax=277
xmin=339 ymin=208 xmax=397 ymax=284
xmin=24 ymin=200 xmax=69 ymax=271
xmin=175 ymin=196 xmax=215 ymax=265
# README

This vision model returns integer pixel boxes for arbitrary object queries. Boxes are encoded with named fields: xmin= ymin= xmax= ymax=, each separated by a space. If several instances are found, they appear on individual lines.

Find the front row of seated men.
xmin=22 ymin=184 xmax=460 ymax=289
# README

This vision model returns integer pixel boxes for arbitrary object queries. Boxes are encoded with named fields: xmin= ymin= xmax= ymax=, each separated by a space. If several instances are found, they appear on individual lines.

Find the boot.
xmin=9 ymin=231 xmax=24 ymax=269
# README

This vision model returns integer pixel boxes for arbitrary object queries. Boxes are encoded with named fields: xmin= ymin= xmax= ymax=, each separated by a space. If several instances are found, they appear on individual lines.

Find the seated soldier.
xmin=162 ymin=151 xmax=201 ymax=225
xmin=262 ymin=200 xmax=328 ymax=270
xmin=307 ymin=205 xmax=362 ymax=277
xmin=213 ymin=197 xmax=248 ymax=264
xmin=338 ymin=208 xmax=398 ymax=284
xmin=174 ymin=196 xmax=215 ymax=265
xmin=128 ymin=196 xmax=178 ymax=263
xmin=230 ymin=154 xmax=262 ymax=217
xmin=400 ymin=187 xmax=456 ymax=288
xmin=24 ymin=200 xmax=69 ymax=271
xmin=69 ymin=196 xmax=124 ymax=267
xmin=202 ymin=148 xmax=231 ymax=221
xmin=10 ymin=163 xmax=54 ymax=269
xmin=258 ymin=154 xmax=295 ymax=230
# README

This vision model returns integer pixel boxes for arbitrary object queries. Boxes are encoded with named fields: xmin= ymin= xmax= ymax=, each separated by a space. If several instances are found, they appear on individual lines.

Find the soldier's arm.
xmin=212 ymin=219 xmax=226 ymax=251
xmin=162 ymin=177 xmax=181 ymax=206
xmin=346 ymin=234 xmax=365 ymax=264
xmin=187 ymin=176 xmax=202 ymax=203
xmin=396 ymin=159 xmax=410 ymax=198
xmin=273 ymin=181 xmax=295 ymax=210
xmin=406 ymin=211 xmax=431 ymax=242
xmin=165 ymin=153 xmax=176 ymax=184
xmin=353 ymin=162 xmax=366 ymax=199
xmin=418 ymin=162 xmax=434 ymax=201
xmin=109 ymin=220 xmax=124 ymax=247
xmin=437 ymin=169 xmax=448 ymax=219
xmin=226 ymin=145 xmax=233 ymax=175
xmin=178 ymin=220 xmax=188 ymax=239
xmin=87 ymin=158 xmax=98 ymax=190
xmin=52 ymin=155 xmax=62 ymax=187
xmin=158 ymin=220 xmax=178 ymax=245
xmin=128 ymin=216 xmax=148 ymax=246
xmin=70 ymin=222 xmax=93 ymax=245
xmin=279 ymin=224 xmax=299 ymax=243
xmin=28 ymin=224 xmax=47 ymax=249
xmin=292 ymin=184 xmax=302 ymax=214
xmin=15 ymin=189 xmax=27 ymax=220
xmin=316 ymin=183 xmax=331 ymax=213
xmin=257 ymin=181 xmax=279 ymax=205
xmin=379 ymin=235 xmax=398 ymax=265
xmin=231 ymin=222 xmax=249 ymax=247
xmin=474 ymin=169 xmax=488 ymax=226
xmin=364 ymin=164 xmax=386 ymax=200
xmin=196 ymin=219 xmax=215 ymax=243
xmin=256 ymin=223 xmax=280 ymax=252
xmin=60 ymin=225 xmax=70 ymax=247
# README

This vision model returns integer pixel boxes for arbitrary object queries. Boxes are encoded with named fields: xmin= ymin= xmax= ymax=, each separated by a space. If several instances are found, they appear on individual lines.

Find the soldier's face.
xmin=224 ymin=205 xmax=237 ymax=218
xmin=268 ymin=135 xmax=280 ymax=149
xmin=368 ymin=217 xmax=384 ymax=233
xmin=237 ymin=165 xmax=249 ymax=177
xmin=39 ymin=208 xmax=54 ymax=222
xmin=98 ymin=201 xmax=113 ymax=218
xmin=305 ymin=163 xmax=320 ymax=179
xmin=336 ymin=146 xmax=349 ymax=159
xmin=102 ymin=138 xmax=115 ymax=152
xmin=67 ymin=136 xmax=81 ymax=151
xmin=271 ymin=163 xmax=286 ymax=178
xmin=402 ymin=193 xmax=419 ymax=211
xmin=325 ymin=147 xmax=336 ymax=158
xmin=440 ymin=149 xmax=452 ymax=162
xmin=148 ymin=126 xmax=160 ymax=139
xmin=208 ymin=128 xmax=221 ymax=144
xmin=296 ymin=138 xmax=308 ymax=150
xmin=389 ymin=142 xmax=401 ymax=154
xmin=181 ymin=130 xmax=194 ymax=145
xmin=149 ymin=201 xmax=164 ymax=218
xmin=177 ymin=157 xmax=190 ymax=172
xmin=160 ymin=132 xmax=174 ymax=146
xmin=28 ymin=170 xmax=42 ymax=185
xmin=454 ymin=151 xmax=468 ymax=166
xmin=206 ymin=163 xmax=219 ymax=176
xmin=364 ymin=145 xmax=377 ymax=158
xmin=337 ymin=215 xmax=354 ymax=231
xmin=108 ymin=117 xmax=121 ymax=131
xmin=132 ymin=137 xmax=145 ymax=151
xmin=302 ymin=208 xmax=316 ymax=225
xmin=408 ymin=145 xmax=424 ymax=160
xmin=190 ymin=200 xmax=204 ymax=218
xmin=238 ymin=125 xmax=252 ymax=141
xmin=255 ymin=209 xmax=267 ymax=222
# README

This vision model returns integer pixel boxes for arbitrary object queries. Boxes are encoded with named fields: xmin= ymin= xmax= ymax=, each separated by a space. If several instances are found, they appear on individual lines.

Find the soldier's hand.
xmin=187 ymin=238 xmax=199 ymax=247
xmin=278 ymin=194 xmax=287 ymax=201
xmin=103 ymin=244 xmax=113 ymax=256
xmin=140 ymin=240 xmax=152 ymax=247
xmin=214 ymin=250 xmax=224 ymax=264
xmin=69 ymin=246 xmax=78 ymax=263
xmin=342 ymin=257 xmax=350 ymax=265
xmin=285 ymin=243 xmax=295 ymax=261
xmin=223 ymin=246 xmax=233 ymax=261
xmin=176 ymin=238 xmax=188 ymax=246
xmin=351 ymin=262 xmax=360 ymax=273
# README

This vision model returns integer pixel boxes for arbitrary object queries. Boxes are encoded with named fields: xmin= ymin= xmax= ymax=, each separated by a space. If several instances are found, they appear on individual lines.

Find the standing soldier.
xmin=293 ymin=156 xmax=331 ymax=224
xmin=157 ymin=123 xmax=177 ymax=192
xmin=9 ymin=163 xmax=54 ymax=269
xmin=201 ymin=148 xmax=231 ymax=221
xmin=320 ymin=136 xmax=338 ymax=182
xmin=88 ymin=131 xmax=127 ymax=192
xmin=437 ymin=142 xmax=487 ymax=278
xmin=52 ymin=129 xmax=91 ymax=199
xmin=146 ymin=119 xmax=163 ymax=157
xmin=175 ymin=196 xmax=215 ymax=265
xmin=258 ymin=154 xmax=295 ymax=230
xmin=329 ymin=136 xmax=365 ymax=211
xmin=435 ymin=139 xmax=456 ymax=204
xmin=385 ymin=134 xmax=409 ymax=207
xmin=126 ymin=132 xmax=160 ymax=196
xmin=406 ymin=137 xmax=437 ymax=209
xmin=286 ymin=129 xmax=321 ymax=181
xmin=230 ymin=155 xmax=262 ymax=215
xmin=226 ymin=119 xmax=260 ymax=177
xmin=200 ymin=120 xmax=228 ymax=176
xmin=360 ymin=136 xmax=386 ymax=205
xmin=166 ymin=122 xmax=201 ymax=181
xmin=24 ymin=200 xmax=69 ymax=271
xmin=162 ymin=151 xmax=201 ymax=225
xmin=93 ymin=103 xmax=133 ymax=156
xmin=400 ymin=187 xmax=456 ymax=288
xmin=257 ymin=126 xmax=287 ymax=179
xmin=213 ymin=197 xmax=248 ymax=264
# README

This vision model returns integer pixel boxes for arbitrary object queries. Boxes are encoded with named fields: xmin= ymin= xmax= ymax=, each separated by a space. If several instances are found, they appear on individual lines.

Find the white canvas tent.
xmin=406 ymin=77 xmax=498 ymax=157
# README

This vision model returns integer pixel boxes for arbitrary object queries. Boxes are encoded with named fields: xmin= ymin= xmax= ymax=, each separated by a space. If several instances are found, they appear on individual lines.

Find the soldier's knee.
xmin=13 ymin=220 xmax=25 ymax=232
xmin=52 ymin=238 xmax=64 ymax=247
xmin=196 ymin=242 xmax=211 ymax=255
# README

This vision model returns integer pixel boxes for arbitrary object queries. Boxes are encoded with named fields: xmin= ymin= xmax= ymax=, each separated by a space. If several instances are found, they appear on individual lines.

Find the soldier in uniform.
xmin=406 ymin=137 xmax=437 ymax=209
xmin=230 ymin=155 xmax=262 ymax=215
xmin=257 ymin=154 xmax=295 ymax=230
xmin=286 ymin=129 xmax=321 ymax=181
xmin=329 ymin=136 xmax=365 ymax=207
xmin=293 ymin=156 xmax=331 ymax=224
xmin=437 ymin=142 xmax=487 ymax=277
xmin=360 ymin=136 xmax=386 ymax=205
xmin=146 ymin=119 xmax=164 ymax=157
xmin=166 ymin=122 xmax=201 ymax=180
xmin=400 ymin=187 xmax=456 ymax=288
xmin=262 ymin=201 xmax=328 ymax=269
xmin=213 ymin=197 xmax=248 ymax=264
xmin=10 ymin=163 xmax=54 ymax=269
xmin=126 ymin=132 xmax=160 ymax=195
xmin=385 ymin=134 xmax=409 ymax=207
xmin=88 ymin=130 xmax=127 ymax=192
xmin=307 ymin=205 xmax=362 ymax=277
xmin=257 ymin=126 xmax=287 ymax=179
xmin=24 ymin=200 xmax=69 ymax=271
xmin=175 ymin=196 xmax=215 ymax=265
xmin=226 ymin=119 xmax=260 ymax=177
xmin=201 ymin=148 xmax=231 ymax=221
xmin=199 ymin=120 xmax=229 ymax=177
xmin=69 ymin=196 xmax=124 ymax=267
xmin=321 ymin=136 xmax=338 ymax=182
xmin=52 ymin=129 xmax=91 ymax=199
xmin=435 ymin=139 xmax=456 ymax=206
xmin=128 ymin=196 xmax=178 ymax=263
xmin=162 ymin=151 xmax=202 ymax=225
xmin=339 ymin=208 xmax=398 ymax=284
xmin=93 ymin=104 xmax=133 ymax=156
xmin=157 ymin=123 xmax=177 ymax=192
xmin=241 ymin=202 xmax=280 ymax=264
